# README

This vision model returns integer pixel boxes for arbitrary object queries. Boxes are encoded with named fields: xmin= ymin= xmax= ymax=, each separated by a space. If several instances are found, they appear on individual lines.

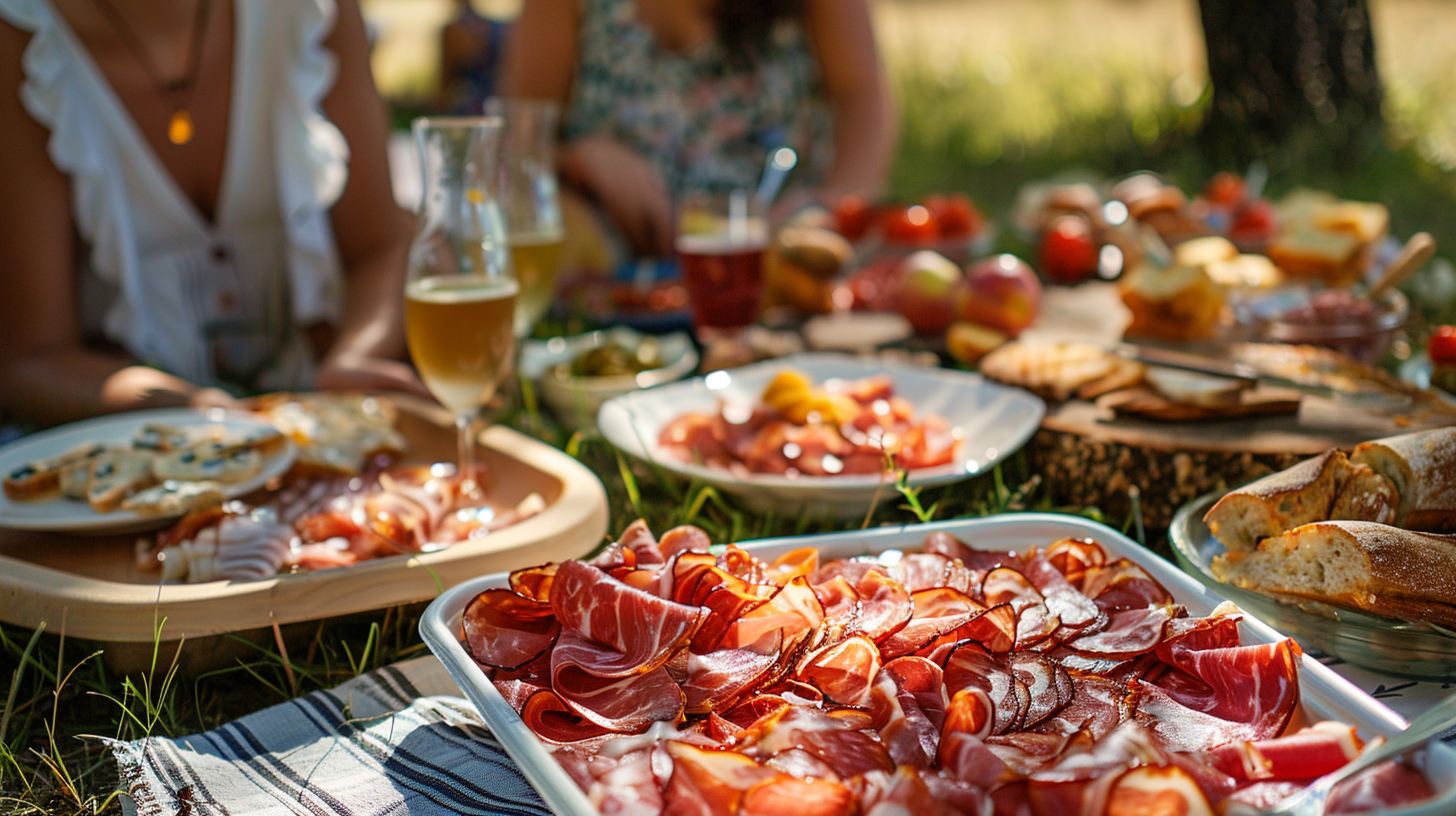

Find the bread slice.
xmin=1144 ymin=367 xmax=1248 ymax=408
xmin=1204 ymin=450 xmax=1348 ymax=552
xmin=1350 ymin=427 xmax=1456 ymax=533
xmin=122 ymin=480 xmax=226 ymax=516
xmin=153 ymin=443 xmax=264 ymax=484
xmin=3 ymin=442 xmax=110 ymax=502
xmin=87 ymin=450 xmax=159 ymax=513
xmin=1212 ymin=520 xmax=1456 ymax=628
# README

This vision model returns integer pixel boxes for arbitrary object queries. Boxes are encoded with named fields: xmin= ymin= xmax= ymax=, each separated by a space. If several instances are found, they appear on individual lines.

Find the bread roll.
xmin=1204 ymin=450 xmax=1348 ymax=552
xmin=1212 ymin=520 xmax=1456 ymax=628
xmin=1351 ymin=427 xmax=1456 ymax=533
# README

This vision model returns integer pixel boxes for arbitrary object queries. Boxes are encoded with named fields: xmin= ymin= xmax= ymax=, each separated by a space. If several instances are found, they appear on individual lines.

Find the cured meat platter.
xmin=0 ymin=405 xmax=609 ymax=675
xmin=597 ymin=353 xmax=1045 ymax=520
xmin=420 ymin=513 xmax=1456 ymax=816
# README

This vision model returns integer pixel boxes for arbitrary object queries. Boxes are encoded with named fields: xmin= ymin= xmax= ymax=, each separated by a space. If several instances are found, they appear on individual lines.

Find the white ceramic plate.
xmin=420 ymin=513 xmax=1456 ymax=816
xmin=596 ymin=352 xmax=1045 ymax=519
xmin=0 ymin=408 xmax=296 ymax=534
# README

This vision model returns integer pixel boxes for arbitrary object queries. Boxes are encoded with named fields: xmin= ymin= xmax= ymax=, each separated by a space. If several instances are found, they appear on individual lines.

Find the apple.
xmin=955 ymin=254 xmax=1042 ymax=337
xmin=896 ymin=250 xmax=962 ymax=335
xmin=1039 ymin=215 xmax=1100 ymax=284
xmin=946 ymin=320 xmax=1009 ymax=365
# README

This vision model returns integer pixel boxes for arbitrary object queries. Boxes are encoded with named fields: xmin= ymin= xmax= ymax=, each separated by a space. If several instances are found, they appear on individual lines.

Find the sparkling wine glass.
xmin=486 ymin=97 xmax=565 ymax=338
xmin=405 ymin=116 xmax=515 ymax=499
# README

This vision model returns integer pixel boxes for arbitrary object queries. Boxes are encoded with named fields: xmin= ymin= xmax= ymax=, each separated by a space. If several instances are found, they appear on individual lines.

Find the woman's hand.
xmin=561 ymin=135 xmax=674 ymax=258
xmin=315 ymin=352 xmax=433 ymax=398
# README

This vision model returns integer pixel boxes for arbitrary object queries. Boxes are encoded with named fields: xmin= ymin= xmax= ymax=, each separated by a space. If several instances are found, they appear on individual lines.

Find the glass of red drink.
xmin=676 ymin=190 xmax=768 ymax=342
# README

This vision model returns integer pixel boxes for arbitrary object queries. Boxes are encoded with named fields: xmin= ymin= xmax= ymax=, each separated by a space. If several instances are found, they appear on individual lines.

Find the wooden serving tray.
xmin=0 ymin=400 xmax=608 ymax=673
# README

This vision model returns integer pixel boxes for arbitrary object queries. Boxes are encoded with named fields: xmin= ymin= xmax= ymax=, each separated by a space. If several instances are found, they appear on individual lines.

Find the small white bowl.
xmin=597 ymin=352 xmax=1045 ymax=519
xmin=521 ymin=328 xmax=699 ymax=429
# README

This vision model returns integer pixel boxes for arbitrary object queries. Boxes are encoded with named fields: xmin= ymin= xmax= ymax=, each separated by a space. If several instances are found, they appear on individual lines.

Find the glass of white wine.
xmin=406 ymin=116 xmax=515 ymax=500
xmin=486 ymin=97 xmax=565 ymax=338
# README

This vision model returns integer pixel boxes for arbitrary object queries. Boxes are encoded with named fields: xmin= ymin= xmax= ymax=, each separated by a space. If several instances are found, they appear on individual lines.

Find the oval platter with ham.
xmin=453 ymin=520 xmax=1442 ymax=816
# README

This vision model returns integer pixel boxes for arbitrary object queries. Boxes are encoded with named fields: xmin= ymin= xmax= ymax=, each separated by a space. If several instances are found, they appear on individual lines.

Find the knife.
xmin=1109 ymin=343 xmax=1413 ymax=408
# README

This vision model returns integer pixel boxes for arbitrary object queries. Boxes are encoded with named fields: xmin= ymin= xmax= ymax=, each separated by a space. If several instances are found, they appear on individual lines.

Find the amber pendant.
xmin=168 ymin=109 xmax=194 ymax=145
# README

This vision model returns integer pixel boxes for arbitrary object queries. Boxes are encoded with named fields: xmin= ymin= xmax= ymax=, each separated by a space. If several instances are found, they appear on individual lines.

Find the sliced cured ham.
xmin=1153 ymin=640 xmax=1302 ymax=738
xmin=795 ymin=635 xmax=881 ymax=707
xmin=879 ymin=587 xmax=984 ymax=659
xmin=1063 ymin=605 xmax=1180 ymax=659
xmin=550 ymin=558 xmax=706 ymax=667
xmin=854 ymin=570 xmax=915 ymax=643
xmin=462 ymin=588 xmax=559 ymax=671
xmin=683 ymin=646 xmax=781 ymax=715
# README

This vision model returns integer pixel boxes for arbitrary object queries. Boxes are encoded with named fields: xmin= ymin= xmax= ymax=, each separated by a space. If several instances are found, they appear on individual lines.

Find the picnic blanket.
xmin=110 ymin=657 xmax=548 ymax=816
xmin=111 ymin=654 xmax=1453 ymax=816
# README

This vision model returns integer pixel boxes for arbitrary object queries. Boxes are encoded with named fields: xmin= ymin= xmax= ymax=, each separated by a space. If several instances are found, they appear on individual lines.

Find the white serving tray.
xmin=420 ymin=513 xmax=1456 ymax=816
xmin=596 ymin=352 xmax=1045 ymax=520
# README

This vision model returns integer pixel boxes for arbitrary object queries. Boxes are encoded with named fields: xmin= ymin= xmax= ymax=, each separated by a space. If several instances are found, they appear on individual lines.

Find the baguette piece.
xmin=1212 ymin=520 xmax=1456 ymax=628
xmin=3 ymin=442 xmax=109 ymax=501
xmin=1204 ymin=450 xmax=1348 ymax=552
xmin=1350 ymin=427 xmax=1456 ymax=533
xmin=86 ymin=450 xmax=159 ymax=513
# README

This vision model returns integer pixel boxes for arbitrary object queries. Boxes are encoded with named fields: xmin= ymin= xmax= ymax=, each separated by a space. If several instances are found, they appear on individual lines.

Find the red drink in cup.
xmin=676 ymin=191 xmax=767 ymax=340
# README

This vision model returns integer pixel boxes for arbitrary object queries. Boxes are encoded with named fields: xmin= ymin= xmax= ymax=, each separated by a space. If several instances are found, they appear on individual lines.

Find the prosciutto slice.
xmin=462 ymin=588 xmax=559 ymax=670
xmin=550 ymin=558 xmax=706 ymax=667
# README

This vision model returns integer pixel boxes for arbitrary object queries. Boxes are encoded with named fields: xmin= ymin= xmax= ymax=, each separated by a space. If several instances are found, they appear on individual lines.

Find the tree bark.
xmin=1197 ymin=0 xmax=1384 ymax=170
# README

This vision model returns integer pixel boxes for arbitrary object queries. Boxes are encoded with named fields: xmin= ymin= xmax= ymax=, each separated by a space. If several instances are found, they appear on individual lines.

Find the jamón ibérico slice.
xmin=493 ymin=676 xmax=544 ymax=714
xmin=1103 ymin=765 xmax=1214 ymax=816
xmin=814 ymin=558 xmax=883 ymax=586
xmin=880 ymin=587 xmax=983 ymax=659
xmin=619 ymin=518 xmax=666 ymax=566
xmin=764 ymin=748 xmax=840 ymax=781
xmin=765 ymin=547 xmax=818 ymax=586
xmin=1154 ymin=639 xmax=1301 ymax=737
xmin=939 ymin=730 xmax=1014 ymax=788
xmin=854 ymin=570 xmax=915 ymax=643
xmin=923 ymin=602 xmax=1018 ymax=657
xmin=739 ymin=776 xmax=855 ymax=816
xmin=462 ymin=588 xmax=560 ymax=670
xmin=1132 ymin=681 xmax=1269 ymax=753
xmin=683 ymin=644 xmax=781 ymax=714
xmin=896 ymin=552 xmax=965 ymax=592
xmin=721 ymin=696 xmax=791 ymax=732
xmin=660 ymin=525 xmax=713 ymax=558
xmin=870 ymin=664 xmax=942 ymax=769
xmin=881 ymin=656 xmax=949 ymax=730
xmin=550 ymin=558 xmax=706 ymax=667
xmin=811 ymin=575 xmax=860 ymax=642
xmin=1208 ymin=721 xmax=1361 ymax=783
xmin=981 ymin=566 xmax=1043 ymax=607
xmin=1044 ymin=537 xmax=1106 ymax=587
xmin=508 ymin=562 xmax=559 ymax=602
xmin=1063 ymin=605 xmax=1179 ymax=658
xmin=923 ymin=531 xmax=1024 ymax=573
xmin=1157 ymin=612 xmax=1242 ymax=660
xmin=669 ymin=552 xmax=722 ymax=604
xmin=795 ymin=635 xmax=880 ymax=706
xmin=918 ymin=771 xmax=993 ymax=816
xmin=747 ymin=706 xmax=895 ymax=779
xmin=721 ymin=576 xmax=824 ymax=655
xmin=692 ymin=582 xmax=768 ymax=653
xmin=518 ymin=686 xmax=617 ymax=743
xmin=857 ymin=768 xmax=966 ymax=816
xmin=1325 ymin=758 xmax=1437 ymax=814
xmin=1029 ymin=674 xmax=1129 ymax=742
xmin=1013 ymin=601 xmax=1062 ymax=650
xmin=662 ymin=741 xmax=777 ymax=816
xmin=551 ymin=656 xmax=686 ymax=732
xmin=1080 ymin=559 xmax=1174 ymax=612
xmin=1222 ymin=781 xmax=1307 ymax=812
xmin=588 ymin=542 xmax=634 ymax=571
xmin=719 ymin=545 xmax=768 ymax=584
xmin=1022 ymin=554 xmax=1101 ymax=630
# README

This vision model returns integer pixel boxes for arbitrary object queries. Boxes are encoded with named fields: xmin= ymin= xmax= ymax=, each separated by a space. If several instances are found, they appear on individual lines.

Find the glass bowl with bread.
xmin=1171 ymin=426 xmax=1456 ymax=680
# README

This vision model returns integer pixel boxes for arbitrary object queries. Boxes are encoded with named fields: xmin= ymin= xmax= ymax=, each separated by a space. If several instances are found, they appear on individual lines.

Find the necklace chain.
xmin=89 ymin=0 xmax=214 ymax=144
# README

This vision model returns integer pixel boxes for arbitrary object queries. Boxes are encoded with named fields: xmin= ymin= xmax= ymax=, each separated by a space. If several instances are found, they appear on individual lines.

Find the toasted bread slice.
xmin=1144 ymin=367 xmax=1248 ymax=408
xmin=122 ymin=480 xmax=226 ymax=516
xmin=1212 ymin=520 xmax=1456 ymax=628
xmin=153 ymin=443 xmax=264 ymax=485
xmin=1351 ymin=426 xmax=1456 ymax=532
xmin=87 ymin=450 xmax=159 ymax=513
xmin=3 ymin=442 xmax=110 ymax=502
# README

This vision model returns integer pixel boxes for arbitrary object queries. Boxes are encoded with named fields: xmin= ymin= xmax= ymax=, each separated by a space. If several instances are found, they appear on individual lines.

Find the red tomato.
xmin=1429 ymin=326 xmax=1456 ymax=365
xmin=1230 ymin=198 xmax=1276 ymax=236
xmin=834 ymin=194 xmax=874 ymax=242
xmin=923 ymin=193 xmax=982 ymax=239
xmin=1203 ymin=172 xmax=1247 ymax=208
xmin=881 ymin=204 xmax=940 ymax=245
xmin=1038 ymin=215 xmax=1100 ymax=284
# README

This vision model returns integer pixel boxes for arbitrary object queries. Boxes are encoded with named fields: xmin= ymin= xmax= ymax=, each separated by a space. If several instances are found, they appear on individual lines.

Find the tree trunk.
xmin=1197 ymin=0 xmax=1384 ymax=171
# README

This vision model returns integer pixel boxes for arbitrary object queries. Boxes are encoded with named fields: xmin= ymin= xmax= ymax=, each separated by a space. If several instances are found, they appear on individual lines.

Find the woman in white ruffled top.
xmin=0 ymin=0 xmax=428 ymax=425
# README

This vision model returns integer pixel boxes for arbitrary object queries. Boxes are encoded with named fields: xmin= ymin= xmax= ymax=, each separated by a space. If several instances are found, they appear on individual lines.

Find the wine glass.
xmin=486 ymin=97 xmax=565 ymax=338
xmin=405 ymin=116 xmax=515 ymax=499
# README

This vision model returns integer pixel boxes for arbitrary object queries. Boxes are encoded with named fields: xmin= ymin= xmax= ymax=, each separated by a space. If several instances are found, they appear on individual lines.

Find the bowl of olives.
xmin=521 ymin=328 xmax=699 ymax=429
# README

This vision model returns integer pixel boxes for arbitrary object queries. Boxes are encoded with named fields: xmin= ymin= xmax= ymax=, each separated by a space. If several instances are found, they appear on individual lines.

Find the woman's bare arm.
xmin=803 ymin=0 xmax=897 ymax=200
xmin=499 ymin=0 xmax=580 ymax=105
xmin=315 ymin=0 xmax=430 ymax=396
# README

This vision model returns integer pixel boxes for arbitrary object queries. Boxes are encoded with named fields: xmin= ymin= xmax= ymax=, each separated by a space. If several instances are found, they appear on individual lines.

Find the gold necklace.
xmin=90 ymin=0 xmax=214 ymax=145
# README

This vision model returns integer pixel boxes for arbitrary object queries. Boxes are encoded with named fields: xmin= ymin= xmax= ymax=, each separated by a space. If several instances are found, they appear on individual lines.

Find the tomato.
xmin=1203 ymin=172 xmax=1247 ymax=208
xmin=834 ymin=194 xmax=874 ymax=242
xmin=1429 ymin=325 xmax=1456 ymax=365
xmin=1038 ymin=215 xmax=1100 ymax=284
xmin=881 ymin=204 xmax=940 ymax=245
xmin=1230 ymin=198 xmax=1276 ymax=237
xmin=923 ymin=193 xmax=982 ymax=238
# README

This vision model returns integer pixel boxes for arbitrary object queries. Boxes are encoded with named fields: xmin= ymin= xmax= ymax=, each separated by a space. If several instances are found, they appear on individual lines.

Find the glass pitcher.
xmin=486 ymin=97 xmax=565 ymax=338
xmin=404 ymin=116 xmax=515 ymax=498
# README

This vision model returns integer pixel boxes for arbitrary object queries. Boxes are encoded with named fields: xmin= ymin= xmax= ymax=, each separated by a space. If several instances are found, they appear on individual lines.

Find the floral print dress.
xmin=561 ymin=0 xmax=832 ymax=198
